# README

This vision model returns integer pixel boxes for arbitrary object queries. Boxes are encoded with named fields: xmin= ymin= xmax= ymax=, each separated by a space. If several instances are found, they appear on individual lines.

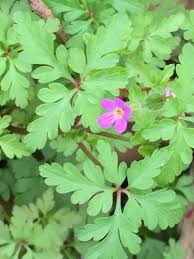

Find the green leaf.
xmin=176 ymin=175 xmax=194 ymax=202
xmin=14 ymin=12 xmax=72 ymax=83
xmin=36 ymin=189 xmax=54 ymax=216
xmin=129 ymin=12 xmax=184 ymax=66
xmin=68 ymin=47 xmax=86 ymax=74
xmin=1 ymin=61 xmax=30 ymax=108
xmin=124 ymin=189 xmax=183 ymax=230
xmin=0 ymin=221 xmax=12 ymax=245
xmin=32 ymin=45 xmax=72 ymax=83
xmin=170 ymin=122 xmax=194 ymax=164
xmin=0 ymin=13 xmax=11 ymax=42
xmin=162 ymin=98 xmax=184 ymax=117
xmin=83 ymin=13 xmax=131 ymax=73
xmin=50 ymin=135 xmax=78 ymax=157
xmin=128 ymin=58 xmax=175 ymax=88
xmin=97 ymin=140 xmax=127 ymax=186
xmin=0 ymin=13 xmax=31 ymax=108
xmin=152 ymin=13 xmax=184 ymax=38
xmin=176 ymin=43 xmax=194 ymax=98
xmin=142 ymin=119 xmax=177 ymax=142
xmin=156 ymin=148 xmax=182 ymax=185
xmin=0 ymin=189 xmax=79 ymax=258
xmin=163 ymin=239 xmax=185 ymax=259
xmin=75 ymin=91 xmax=102 ymax=132
xmin=0 ymin=116 xmax=11 ymax=135
xmin=9 ymin=156 xmax=46 ymax=205
xmin=146 ymin=93 xmax=164 ymax=110
xmin=137 ymin=238 xmax=165 ymax=259
xmin=40 ymin=160 xmax=114 ymax=216
xmin=78 ymin=201 xmax=141 ymax=257
xmin=24 ymin=83 xmax=76 ymax=151
xmin=112 ymin=0 xmax=144 ymax=13
xmin=127 ymin=149 xmax=168 ymax=190
xmin=82 ymin=68 xmax=128 ymax=96
xmin=0 ymin=134 xmax=28 ymax=158
xmin=182 ymin=10 xmax=194 ymax=42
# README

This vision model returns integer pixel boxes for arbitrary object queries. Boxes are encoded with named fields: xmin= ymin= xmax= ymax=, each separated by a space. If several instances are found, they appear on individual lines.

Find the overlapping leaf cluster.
xmin=0 ymin=189 xmax=81 ymax=259
xmin=0 ymin=0 xmax=193 ymax=258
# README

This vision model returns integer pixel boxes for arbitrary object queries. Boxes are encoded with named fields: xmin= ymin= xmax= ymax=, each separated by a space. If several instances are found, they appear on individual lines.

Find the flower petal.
xmin=98 ymin=112 xmax=115 ymax=128
xmin=123 ymin=106 xmax=132 ymax=120
xmin=114 ymin=118 xmax=127 ymax=133
xmin=164 ymin=87 xmax=170 ymax=97
xmin=115 ymin=97 xmax=126 ymax=108
xmin=101 ymin=98 xmax=116 ymax=111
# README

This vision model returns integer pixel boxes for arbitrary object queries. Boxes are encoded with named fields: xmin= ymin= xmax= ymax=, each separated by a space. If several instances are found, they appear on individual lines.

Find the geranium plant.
xmin=0 ymin=0 xmax=193 ymax=258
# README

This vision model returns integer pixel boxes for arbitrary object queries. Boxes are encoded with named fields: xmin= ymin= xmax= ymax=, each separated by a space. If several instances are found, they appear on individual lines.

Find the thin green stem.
xmin=86 ymin=130 xmax=130 ymax=143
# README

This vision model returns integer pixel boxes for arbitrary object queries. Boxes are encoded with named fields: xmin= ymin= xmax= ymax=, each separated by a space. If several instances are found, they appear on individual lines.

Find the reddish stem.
xmin=78 ymin=142 xmax=103 ymax=169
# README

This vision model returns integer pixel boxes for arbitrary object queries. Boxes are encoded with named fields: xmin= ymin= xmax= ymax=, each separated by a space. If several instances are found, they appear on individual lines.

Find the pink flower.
xmin=98 ymin=98 xmax=132 ymax=134
xmin=164 ymin=86 xmax=176 ymax=98
xmin=164 ymin=87 xmax=171 ymax=97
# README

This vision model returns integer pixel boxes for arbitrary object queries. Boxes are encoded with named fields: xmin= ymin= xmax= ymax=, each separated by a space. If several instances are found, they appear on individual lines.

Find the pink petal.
xmin=114 ymin=118 xmax=127 ymax=134
xmin=101 ymin=98 xmax=116 ymax=111
xmin=123 ymin=106 xmax=132 ymax=120
xmin=98 ymin=112 xmax=115 ymax=128
xmin=164 ymin=87 xmax=170 ymax=97
xmin=115 ymin=97 xmax=126 ymax=108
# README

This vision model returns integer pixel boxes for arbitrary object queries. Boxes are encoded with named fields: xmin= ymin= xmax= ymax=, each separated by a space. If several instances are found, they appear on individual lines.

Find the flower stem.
xmin=86 ymin=130 xmax=130 ymax=142
xmin=78 ymin=142 xmax=103 ymax=169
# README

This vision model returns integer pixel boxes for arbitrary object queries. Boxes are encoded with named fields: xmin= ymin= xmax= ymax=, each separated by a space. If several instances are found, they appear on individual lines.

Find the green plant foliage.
xmin=0 ymin=1 xmax=192 ymax=259
xmin=0 ymin=189 xmax=81 ymax=259
xmin=0 ymin=116 xmax=28 ymax=158
xmin=163 ymin=239 xmax=186 ymax=259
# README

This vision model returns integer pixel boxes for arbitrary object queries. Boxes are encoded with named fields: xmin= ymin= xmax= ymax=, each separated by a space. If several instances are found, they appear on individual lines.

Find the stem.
xmin=28 ymin=0 xmax=54 ymax=19
xmin=28 ymin=0 xmax=69 ymax=42
xmin=115 ymin=190 xmax=122 ymax=215
xmin=8 ymin=125 xmax=27 ymax=135
xmin=78 ymin=142 xmax=103 ymax=169
xmin=86 ymin=129 xmax=130 ymax=142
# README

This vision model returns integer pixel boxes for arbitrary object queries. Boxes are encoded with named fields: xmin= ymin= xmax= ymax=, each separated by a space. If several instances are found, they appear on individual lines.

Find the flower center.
xmin=113 ymin=107 xmax=124 ymax=119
